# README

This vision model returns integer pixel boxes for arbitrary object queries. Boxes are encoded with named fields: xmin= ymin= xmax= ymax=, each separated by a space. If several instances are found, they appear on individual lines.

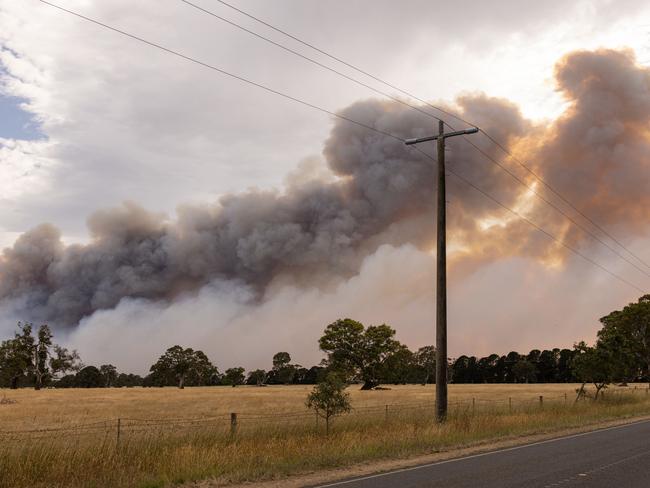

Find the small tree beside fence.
xmin=306 ymin=373 xmax=351 ymax=435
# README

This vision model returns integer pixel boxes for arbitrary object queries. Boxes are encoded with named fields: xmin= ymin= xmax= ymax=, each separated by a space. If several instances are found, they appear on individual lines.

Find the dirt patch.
xmin=185 ymin=414 xmax=650 ymax=488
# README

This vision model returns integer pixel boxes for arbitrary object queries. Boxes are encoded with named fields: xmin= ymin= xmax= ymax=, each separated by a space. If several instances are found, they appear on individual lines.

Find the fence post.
xmin=116 ymin=418 xmax=121 ymax=448
xmin=230 ymin=412 xmax=238 ymax=435
xmin=472 ymin=398 xmax=475 ymax=415
xmin=564 ymin=392 xmax=567 ymax=405
xmin=509 ymin=397 xmax=512 ymax=413
xmin=539 ymin=395 xmax=543 ymax=407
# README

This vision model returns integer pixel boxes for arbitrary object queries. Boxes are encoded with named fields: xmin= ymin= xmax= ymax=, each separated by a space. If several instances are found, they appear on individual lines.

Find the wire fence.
xmin=2 ymin=385 xmax=649 ymax=444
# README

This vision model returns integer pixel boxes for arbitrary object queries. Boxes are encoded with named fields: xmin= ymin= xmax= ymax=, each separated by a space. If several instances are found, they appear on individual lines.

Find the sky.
xmin=0 ymin=0 xmax=649 ymax=373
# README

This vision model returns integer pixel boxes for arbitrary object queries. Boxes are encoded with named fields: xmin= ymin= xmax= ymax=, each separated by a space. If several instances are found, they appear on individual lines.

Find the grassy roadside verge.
xmin=2 ymin=392 xmax=650 ymax=488
xmin=213 ymin=413 xmax=650 ymax=488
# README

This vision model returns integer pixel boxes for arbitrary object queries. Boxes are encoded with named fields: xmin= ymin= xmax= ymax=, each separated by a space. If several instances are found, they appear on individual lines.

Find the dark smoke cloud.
xmin=1 ymin=48 xmax=649 ymax=329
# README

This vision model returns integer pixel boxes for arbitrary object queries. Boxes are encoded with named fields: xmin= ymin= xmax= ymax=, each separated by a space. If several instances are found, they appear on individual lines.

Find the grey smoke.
xmin=0 ymin=92 xmax=517 ymax=328
xmin=1 ymin=48 xmax=650 ymax=330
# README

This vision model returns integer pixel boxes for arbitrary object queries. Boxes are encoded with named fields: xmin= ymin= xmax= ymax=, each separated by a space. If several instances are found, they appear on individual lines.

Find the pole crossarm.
xmin=405 ymin=127 xmax=478 ymax=145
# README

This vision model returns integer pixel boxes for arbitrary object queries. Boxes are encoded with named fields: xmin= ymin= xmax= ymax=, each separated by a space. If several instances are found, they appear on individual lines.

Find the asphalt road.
xmin=313 ymin=419 xmax=650 ymax=488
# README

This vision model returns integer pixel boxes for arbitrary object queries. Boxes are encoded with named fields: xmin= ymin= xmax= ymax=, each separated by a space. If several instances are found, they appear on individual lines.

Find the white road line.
xmin=314 ymin=418 xmax=650 ymax=487
xmin=541 ymin=448 xmax=650 ymax=487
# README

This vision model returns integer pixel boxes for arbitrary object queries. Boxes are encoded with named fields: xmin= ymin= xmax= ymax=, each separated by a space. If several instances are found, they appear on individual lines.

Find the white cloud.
xmin=0 ymin=138 xmax=57 ymax=248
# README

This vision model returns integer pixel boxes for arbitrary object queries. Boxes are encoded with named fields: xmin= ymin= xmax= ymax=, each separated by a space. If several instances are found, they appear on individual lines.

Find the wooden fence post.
xmin=564 ymin=392 xmax=567 ymax=405
xmin=116 ymin=418 xmax=121 ymax=449
xmin=472 ymin=398 xmax=475 ymax=415
xmin=230 ymin=412 xmax=238 ymax=435
xmin=539 ymin=395 xmax=543 ymax=407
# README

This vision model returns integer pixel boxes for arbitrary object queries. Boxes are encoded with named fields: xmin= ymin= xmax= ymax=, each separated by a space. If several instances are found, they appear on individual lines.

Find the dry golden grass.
xmin=1 ymin=384 xmax=649 ymax=488
xmin=0 ymin=383 xmax=611 ymax=429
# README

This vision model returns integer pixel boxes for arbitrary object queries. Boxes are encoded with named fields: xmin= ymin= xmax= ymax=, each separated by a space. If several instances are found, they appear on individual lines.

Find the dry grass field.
xmin=0 ymin=383 xmax=601 ymax=429
xmin=1 ymin=384 xmax=650 ymax=488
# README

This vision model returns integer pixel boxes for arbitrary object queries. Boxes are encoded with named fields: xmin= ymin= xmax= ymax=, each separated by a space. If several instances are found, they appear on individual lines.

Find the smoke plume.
xmin=1 ymin=48 xmax=649 ymax=335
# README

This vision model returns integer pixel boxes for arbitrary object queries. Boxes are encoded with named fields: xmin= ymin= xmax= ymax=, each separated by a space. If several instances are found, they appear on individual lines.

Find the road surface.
xmin=313 ymin=419 xmax=650 ymax=488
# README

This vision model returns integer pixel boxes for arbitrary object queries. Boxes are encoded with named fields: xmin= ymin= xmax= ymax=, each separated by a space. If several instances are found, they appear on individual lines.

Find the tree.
xmin=50 ymin=345 xmax=81 ymax=382
xmin=224 ymin=367 xmax=245 ymax=387
xmin=306 ymin=373 xmax=351 ymax=435
xmin=55 ymin=374 xmax=78 ymax=388
xmin=149 ymin=346 xmax=216 ymax=388
xmin=526 ymin=349 xmax=541 ymax=365
xmin=75 ymin=366 xmax=104 ymax=388
xmin=33 ymin=324 xmax=53 ymax=390
xmin=319 ymin=318 xmax=402 ymax=389
xmin=99 ymin=364 xmax=118 ymax=387
xmin=382 ymin=345 xmax=415 ymax=384
xmin=478 ymin=354 xmax=501 ymax=383
xmin=296 ymin=365 xmax=325 ymax=384
xmin=271 ymin=351 xmax=297 ymax=384
xmin=414 ymin=346 xmax=436 ymax=384
xmin=292 ymin=367 xmax=309 ymax=384
xmin=0 ymin=322 xmax=80 ymax=389
xmin=0 ymin=324 xmax=33 ymax=389
xmin=598 ymin=295 xmax=650 ymax=383
xmin=272 ymin=352 xmax=291 ymax=369
xmin=557 ymin=348 xmax=576 ymax=382
xmin=493 ymin=355 xmax=507 ymax=383
xmin=596 ymin=329 xmax=637 ymax=384
xmin=571 ymin=342 xmax=617 ymax=400
xmin=451 ymin=354 xmax=470 ymax=383
xmin=246 ymin=369 xmax=267 ymax=386
xmin=503 ymin=351 xmax=521 ymax=383
xmin=114 ymin=373 xmax=143 ymax=387
xmin=537 ymin=349 xmax=559 ymax=383
xmin=512 ymin=360 xmax=536 ymax=383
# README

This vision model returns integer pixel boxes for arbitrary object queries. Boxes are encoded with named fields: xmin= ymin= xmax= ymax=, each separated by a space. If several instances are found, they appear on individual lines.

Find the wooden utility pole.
xmin=405 ymin=122 xmax=478 ymax=422
xmin=435 ymin=120 xmax=448 ymax=422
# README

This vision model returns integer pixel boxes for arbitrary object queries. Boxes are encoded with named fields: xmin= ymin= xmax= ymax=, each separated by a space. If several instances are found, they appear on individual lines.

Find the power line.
xmin=205 ymin=0 xmax=650 ymax=274
xmin=211 ymin=0 xmax=472 ymax=127
xmin=37 ymin=0 xmax=645 ymax=294
xmin=37 ymin=1 xmax=400 ymax=143
xmin=479 ymin=130 xmax=650 ymax=271
xmin=179 ymin=0 xmax=445 ymax=124
xmin=454 ymin=134 xmax=650 ymax=280
xmin=410 ymin=147 xmax=645 ymax=294
xmin=179 ymin=0 xmax=650 ymax=281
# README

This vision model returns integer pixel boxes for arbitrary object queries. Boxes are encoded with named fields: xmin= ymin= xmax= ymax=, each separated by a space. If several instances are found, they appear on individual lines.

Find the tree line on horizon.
xmin=1 ymin=295 xmax=649 ymax=392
